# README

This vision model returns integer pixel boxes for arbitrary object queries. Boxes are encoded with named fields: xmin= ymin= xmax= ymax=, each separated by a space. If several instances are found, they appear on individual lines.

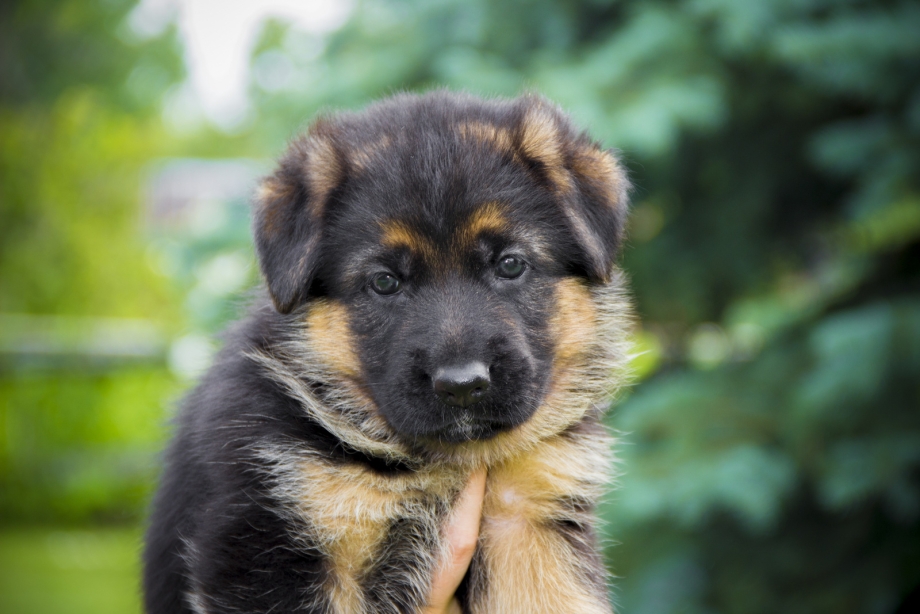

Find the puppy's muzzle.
xmin=432 ymin=361 xmax=491 ymax=408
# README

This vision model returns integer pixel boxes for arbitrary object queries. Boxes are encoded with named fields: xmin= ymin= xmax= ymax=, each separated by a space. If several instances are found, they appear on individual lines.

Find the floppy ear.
xmin=514 ymin=96 xmax=630 ymax=283
xmin=253 ymin=131 xmax=343 ymax=314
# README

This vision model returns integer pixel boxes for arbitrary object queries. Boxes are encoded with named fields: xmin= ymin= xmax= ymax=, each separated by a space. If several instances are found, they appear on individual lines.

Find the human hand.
xmin=421 ymin=468 xmax=487 ymax=614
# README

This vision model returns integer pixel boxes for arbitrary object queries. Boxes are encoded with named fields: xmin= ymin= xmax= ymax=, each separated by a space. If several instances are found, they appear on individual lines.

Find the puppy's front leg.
xmin=467 ymin=428 xmax=614 ymax=614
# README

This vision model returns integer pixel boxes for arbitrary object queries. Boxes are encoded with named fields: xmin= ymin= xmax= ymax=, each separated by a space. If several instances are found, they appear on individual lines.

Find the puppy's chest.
xmin=296 ymin=431 xmax=609 ymax=565
xmin=296 ymin=460 xmax=449 ymax=572
xmin=482 ymin=432 xmax=610 ymax=536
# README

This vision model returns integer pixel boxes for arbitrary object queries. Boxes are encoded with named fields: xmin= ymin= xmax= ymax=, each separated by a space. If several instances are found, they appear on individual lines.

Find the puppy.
xmin=143 ymin=91 xmax=632 ymax=614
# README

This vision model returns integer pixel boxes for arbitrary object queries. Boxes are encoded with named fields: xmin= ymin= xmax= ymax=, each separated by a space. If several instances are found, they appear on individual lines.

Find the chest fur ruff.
xmin=257 ymin=421 xmax=613 ymax=614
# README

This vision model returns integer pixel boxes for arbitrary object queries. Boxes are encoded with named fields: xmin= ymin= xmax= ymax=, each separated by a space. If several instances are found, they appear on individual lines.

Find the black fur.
xmin=144 ymin=310 xmax=335 ymax=613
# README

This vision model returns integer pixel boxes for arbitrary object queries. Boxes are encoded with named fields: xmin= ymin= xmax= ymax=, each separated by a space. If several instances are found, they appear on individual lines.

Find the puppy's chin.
xmin=422 ymin=416 xmax=512 ymax=444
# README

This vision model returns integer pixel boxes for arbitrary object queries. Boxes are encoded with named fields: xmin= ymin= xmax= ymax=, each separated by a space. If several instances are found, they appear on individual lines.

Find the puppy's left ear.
xmin=253 ymin=130 xmax=343 ymax=313
xmin=515 ymin=96 xmax=631 ymax=283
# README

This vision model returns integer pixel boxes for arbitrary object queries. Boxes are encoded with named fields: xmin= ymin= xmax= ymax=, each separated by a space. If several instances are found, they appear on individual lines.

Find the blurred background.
xmin=1 ymin=0 xmax=919 ymax=612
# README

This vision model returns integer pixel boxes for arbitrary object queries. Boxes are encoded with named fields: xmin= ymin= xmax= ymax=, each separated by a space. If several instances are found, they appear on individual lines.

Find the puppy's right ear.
xmin=253 ymin=133 xmax=343 ymax=314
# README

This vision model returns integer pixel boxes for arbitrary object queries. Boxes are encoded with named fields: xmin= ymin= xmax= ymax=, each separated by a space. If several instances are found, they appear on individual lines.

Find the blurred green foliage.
xmin=0 ymin=527 xmax=142 ymax=613
xmin=0 ymin=0 xmax=186 ymax=533
xmin=1 ymin=0 xmax=918 ymax=612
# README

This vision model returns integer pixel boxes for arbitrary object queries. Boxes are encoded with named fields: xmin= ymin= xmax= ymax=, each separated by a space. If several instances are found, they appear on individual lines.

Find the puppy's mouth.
xmin=425 ymin=415 xmax=512 ymax=444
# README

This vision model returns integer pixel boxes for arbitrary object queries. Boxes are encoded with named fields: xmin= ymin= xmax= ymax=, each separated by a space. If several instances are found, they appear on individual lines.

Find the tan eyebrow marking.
xmin=453 ymin=202 xmax=555 ymax=265
xmin=455 ymin=201 xmax=509 ymax=247
xmin=379 ymin=219 xmax=438 ymax=262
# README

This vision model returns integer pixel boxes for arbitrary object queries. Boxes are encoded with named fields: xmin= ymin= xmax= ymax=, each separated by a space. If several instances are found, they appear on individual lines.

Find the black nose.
xmin=433 ymin=362 xmax=491 ymax=408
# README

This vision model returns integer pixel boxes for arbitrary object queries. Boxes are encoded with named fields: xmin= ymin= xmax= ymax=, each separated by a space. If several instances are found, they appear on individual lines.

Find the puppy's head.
xmin=254 ymin=92 xmax=630 ymax=457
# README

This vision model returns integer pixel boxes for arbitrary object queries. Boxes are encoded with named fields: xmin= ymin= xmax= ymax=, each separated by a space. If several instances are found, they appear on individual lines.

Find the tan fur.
xmin=304 ymin=300 xmax=362 ymax=379
xmin=259 ymin=429 xmax=615 ymax=613
xmin=518 ymin=105 xmax=574 ymax=192
xmin=484 ymin=432 xmax=609 ymax=531
xmin=295 ymin=459 xmax=463 ymax=613
xmin=349 ymin=135 xmax=392 ymax=171
xmin=551 ymin=278 xmax=599 ymax=365
xmin=454 ymin=202 xmax=508 ymax=248
xmin=572 ymin=149 xmax=619 ymax=194
xmin=566 ymin=207 xmax=612 ymax=280
xmin=465 ymin=205 xmax=555 ymax=264
xmin=571 ymin=147 xmax=630 ymax=219
xmin=255 ymin=177 xmax=293 ymax=238
xmin=251 ymin=439 xmax=469 ymax=614
xmin=305 ymin=136 xmax=342 ymax=212
xmin=457 ymin=121 xmax=518 ymax=160
xmin=474 ymin=429 xmax=613 ymax=614
xmin=381 ymin=202 xmax=546 ymax=268
xmin=379 ymin=220 xmax=438 ymax=263
xmin=254 ymin=178 xmax=284 ymax=209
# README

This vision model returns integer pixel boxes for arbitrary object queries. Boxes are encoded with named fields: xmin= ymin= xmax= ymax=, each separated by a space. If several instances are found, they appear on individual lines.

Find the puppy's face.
xmin=321 ymin=191 xmax=558 ymax=444
xmin=254 ymin=93 xmax=629 ymax=449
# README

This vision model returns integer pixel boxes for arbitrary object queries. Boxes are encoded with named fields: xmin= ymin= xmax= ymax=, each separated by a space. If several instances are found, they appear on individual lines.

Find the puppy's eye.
xmin=371 ymin=273 xmax=401 ymax=295
xmin=495 ymin=255 xmax=525 ymax=279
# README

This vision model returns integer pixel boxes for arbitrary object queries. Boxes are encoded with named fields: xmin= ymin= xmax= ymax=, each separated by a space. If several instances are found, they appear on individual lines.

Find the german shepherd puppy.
xmin=143 ymin=91 xmax=632 ymax=614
